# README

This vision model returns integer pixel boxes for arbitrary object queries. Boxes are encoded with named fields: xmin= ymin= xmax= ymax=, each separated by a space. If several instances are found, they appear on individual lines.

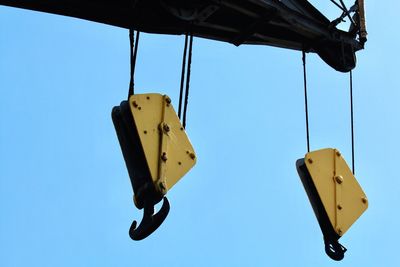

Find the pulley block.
xmin=112 ymin=93 xmax=196 ymax=240
xmin=296 ymin=148 xmax=368 ymax=261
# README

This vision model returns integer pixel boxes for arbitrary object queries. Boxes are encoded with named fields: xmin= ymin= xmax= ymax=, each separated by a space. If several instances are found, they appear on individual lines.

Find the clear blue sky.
xmin=0 ymin=1 xmax=398 ymax=266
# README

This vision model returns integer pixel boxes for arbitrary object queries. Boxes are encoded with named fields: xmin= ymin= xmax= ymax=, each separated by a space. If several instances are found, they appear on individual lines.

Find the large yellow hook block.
xmin=112 ymin=93 xmax=196 ymax=240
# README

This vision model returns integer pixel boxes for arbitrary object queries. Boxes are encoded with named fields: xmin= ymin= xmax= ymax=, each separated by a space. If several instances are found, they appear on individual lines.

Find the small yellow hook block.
xmin=303 ymin=148 xmax=368 ymax=236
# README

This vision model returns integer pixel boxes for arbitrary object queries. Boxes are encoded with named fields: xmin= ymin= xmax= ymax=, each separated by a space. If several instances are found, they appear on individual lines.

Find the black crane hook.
xmin=129 ymin=197 xmax=170 ymax=240
xmin=324 ymin=236 xmax=347 ymax=261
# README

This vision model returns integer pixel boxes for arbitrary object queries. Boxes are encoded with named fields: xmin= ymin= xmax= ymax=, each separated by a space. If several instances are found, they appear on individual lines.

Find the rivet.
xmin=307 ymin=158 xmax=313 ymax=164
xmin=180 ymin=127 xmax=184 ymax=131
xmin=362 ymin=197 xmax=368 ymax=204
xmin=337 ymin=204 xmax=343 ymax=210
xmin=336 ymin=151 xmax=341 ymax=157
xmin=189 ymin=152 xmax=196 ymax=160
xmin=335 ymin=175 xmax=344 ymax=184
xmin=178 ymin=161 xmax=182 ymax=165
xmin=161 ymin=152 xmax=167 ymax=161
xmin=144 ymin=130 xmax=147 ymax=134
xmin=146 ymin=96 xmax=150 ymax=100
xmin=132 ymin=101 xmax=138 ymax=108
xmin=138 ymin=106 xmax=142 ymax=110
xmin=165 ymin=97 xmax=171 ymax=104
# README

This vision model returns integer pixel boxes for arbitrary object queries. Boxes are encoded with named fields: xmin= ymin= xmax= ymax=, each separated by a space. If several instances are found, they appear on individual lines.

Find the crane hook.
xmin=324 ymin=236 xmax=347 ymax=261
xmin=129 ymin=197 xmax=170 ymax=240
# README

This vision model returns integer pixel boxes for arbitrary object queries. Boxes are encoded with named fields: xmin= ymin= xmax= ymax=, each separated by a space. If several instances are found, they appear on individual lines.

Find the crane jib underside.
xmin=0 ymin=0 xmax=367 ymax=71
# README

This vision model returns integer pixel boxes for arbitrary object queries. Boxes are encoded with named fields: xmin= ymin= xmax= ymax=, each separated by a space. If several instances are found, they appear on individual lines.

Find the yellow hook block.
xmin=297 ymin=148 xmax=368 ymax=260
xmin=129 ymin=93 xmax=196 ymax=195
xmin=300 ymin=148 xmax=368 ymax=236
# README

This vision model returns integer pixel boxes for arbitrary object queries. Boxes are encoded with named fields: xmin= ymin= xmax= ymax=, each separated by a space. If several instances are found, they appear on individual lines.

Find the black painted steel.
xmin=0 ymin=0 xmax=365 ymax=72
xmin=112 ymin=101 xmax=169 ymax=240
xmin=296 ymin=159 xmax=346 ymax=261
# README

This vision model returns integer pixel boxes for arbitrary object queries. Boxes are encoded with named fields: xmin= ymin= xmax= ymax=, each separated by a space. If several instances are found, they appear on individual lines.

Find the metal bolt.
xmin=335 ymin=175 xmax=344 ymax=184
xmin=159 ymin=182 xmax=166 ymax=191
xmin=336 ymin=151 xmax=341 ymax=157
xmin=337 ymin=228 xmax=343 ymax=236
xmin=180 ymin=127 xmax=184 ymax=131
xmin=165 ymin=97 xmax=171 ymax=104
xmin=161 ymin=152 xmax=168 ymax=161
xmin=146 ymin=96 xmax=150 ymax=100
xmin=132 ymin=101 xmax=138 ymax=108
xmin=189 ymin=152 xmax=196 ymax=160
xmin=337 ymin=204 xmax=343 ymax=210
xmin=163 ymin=124 xmax=170 ymax=132
xmin=362 ymin=197 xmax=368 ymax=204
xmin=138 ymin=106 xmax=142 ymax=110
xmin=307 ymin=158 xmax=313 ymax=164
xmin=178 ymin=161 xmax=182 ymax=165
xmin=144 ymin=130 xmax=147 ymax=134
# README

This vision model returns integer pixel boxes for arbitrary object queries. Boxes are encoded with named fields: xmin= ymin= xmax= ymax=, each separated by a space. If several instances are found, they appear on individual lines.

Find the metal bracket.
xmin=156 ymin=95 xmax=172 ymax=194
xmin=333 ymin=149 xmax=343 ymax=236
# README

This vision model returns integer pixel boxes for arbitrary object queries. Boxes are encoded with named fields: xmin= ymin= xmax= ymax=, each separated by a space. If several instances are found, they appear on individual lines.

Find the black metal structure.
xmin=112 ymin=101 xmax=170 ymax=240
xmin=0 ymin=0 xmax=366 ymax=72
xmin=296 ymin=159 xmax=347 ymax=261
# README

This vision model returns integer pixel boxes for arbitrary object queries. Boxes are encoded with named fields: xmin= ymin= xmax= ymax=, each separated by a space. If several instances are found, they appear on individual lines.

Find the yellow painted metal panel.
xmin=305 ymin=148 xmax=368 ymax=236
xmin=129 ymin=93 xmax=196 ymax=194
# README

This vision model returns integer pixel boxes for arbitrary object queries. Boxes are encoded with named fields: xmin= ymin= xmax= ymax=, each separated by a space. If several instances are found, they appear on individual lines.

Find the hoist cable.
xmin=182 ymin=34 xmax=193 ymax=129
xmin=178 ymin=34 xmax=189 ymax=119
xmin=350 ymin=70 xmax=355 ymax=174
xmin=302 ymin=51 xmax=310 ymax=153
xmin=128 ymin=29 xmax=140 ymax=98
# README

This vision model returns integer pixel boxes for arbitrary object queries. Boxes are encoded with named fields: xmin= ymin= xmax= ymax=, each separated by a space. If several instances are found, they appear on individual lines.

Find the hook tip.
xmin=129 ymin=220 xmax=138 ymax=240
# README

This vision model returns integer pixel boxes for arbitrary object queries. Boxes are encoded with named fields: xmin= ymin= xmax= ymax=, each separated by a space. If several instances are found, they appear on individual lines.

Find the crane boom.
xmin=0 ymin=0 xmax=366 ymax=72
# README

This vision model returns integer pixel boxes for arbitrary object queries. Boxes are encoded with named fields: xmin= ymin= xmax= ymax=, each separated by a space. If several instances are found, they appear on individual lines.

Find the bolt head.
xmin=362 ymin=197 xmax=368 ymax=204
xmin=337 ymin=228 xmax=343 ymax=236
xmin=163 ymin=124 xmax=170 ymax=132
xmin=159 ymin=182 xmax=166 ymax=190
xmin=307 ymin=158 xmax=313 ymax=164
xmin=335 ymin=175 xmax=344 ymax=184
xmin=337 ymin=204 xmax=343 ymax=210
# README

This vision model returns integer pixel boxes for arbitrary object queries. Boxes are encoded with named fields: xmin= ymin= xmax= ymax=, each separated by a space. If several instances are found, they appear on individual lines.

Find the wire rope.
xmin=182 ymin=34 xmax=193 ymax=129
xmin=128 ymin=29 xmax=140 ymax=97
xmin=302 ymin=51 xmax=310 ymax=153
xmin=178 ymin=34 xmax=189 ymax=119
